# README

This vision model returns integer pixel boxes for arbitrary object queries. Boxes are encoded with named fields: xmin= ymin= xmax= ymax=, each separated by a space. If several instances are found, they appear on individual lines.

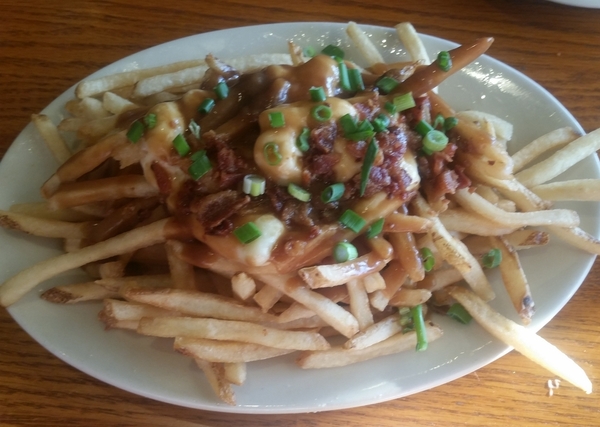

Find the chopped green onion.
xmin=214 ymin=81 xmax=229 ymax=100
xmin=188 ymin=151 xmax=212 ymax=180
xmin=384 ymin=101 xmax=397 ymax=114
xmin=198 ymin=98 xmax=215 ymax=114
xmin=321 ymin=44 xmax=345 ymax=59
xmin=340 ymin=114 xmax=357 ymax=134
xmin=243 ymin=174 xmax=266 ymax=197
xmin=287 ymin=183 xmax=311 ymax=202
xmin=422 ymin=130 xmax=449 ymax=155
xmin=311 ymin=105 xmax=333 ymax=122
xmin=414 ymin=120 xmax=434 ymax=137
xmin=393 ymin=93 xmax=416 ymax=112
xmin=360 ymin=139 xmax=378 ymax=196
xmin=444 ymin=116 xmax=458 ymax=131
xmin=433 ymin=113 xmax=445 ymax=130
xmin=371 ymin=114 xmax=390 ymax=132
xmin=333 ymin=242 xmax=358 ymax=263
xmin=366 ymin=218 xmax=384 ymax=239
xmin=263 ymin=142 xmax=282 ymax=166
xmin=321 ymin=183 xmax=345 ymax=203
xmin=411 ymin=304 xmax=428 ymax=351
xmin=482 ymin=248 xmax=502 ymax=269
xmin=346 ymin=120 xmax=375 ymax=141
xmin=348 ymin=68 xmax=365 ymax=91
xmin=338 ymin=62 xmax=352 ymax=91
xmin=268 ymin=111 xmax=285 ymax=128
xmin=437 ymin=51 xmax=452 ymax=72
xmin=399 ymin=307 xmax=413 ymax=331
xmin=233 ymin=222 xmax=262 ymax=244
xmin=420 ymin=247 xmax=435 ymax=272
xmin=376 ymin=76 xmax=399 ymax=94
xmin=296 ymin=127 xmax=311 ymax=152
xmin=126 ymin=120 xmax=145 ymax=143
xmin=309 ymin=86 xmax=326 ymax=102
xmin=304 ymin=46 xmax=316 ymax=57
xmin=189 ymin=119 xmax=201 ymax=139
xmin=143 ymin=113 xmax=157 ymax=129
xmin=339 ymin=209 xmax=366 ymax=233
xmin=447 ymin=303 xmax=472 ymax=324
xmin=172 ymin=134 xmax=190 ymax=156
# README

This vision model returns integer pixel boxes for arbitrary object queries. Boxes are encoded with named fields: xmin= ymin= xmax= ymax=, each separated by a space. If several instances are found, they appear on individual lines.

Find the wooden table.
xmin=1 ymin=1 xmax=599 ymax=425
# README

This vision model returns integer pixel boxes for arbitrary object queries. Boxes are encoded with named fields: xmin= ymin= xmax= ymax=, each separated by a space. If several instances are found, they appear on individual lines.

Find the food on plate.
xmin=0 ymin=21 xmax=597 ymax=404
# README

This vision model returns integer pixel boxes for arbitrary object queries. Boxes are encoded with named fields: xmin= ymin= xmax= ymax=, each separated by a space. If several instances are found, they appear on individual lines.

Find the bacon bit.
xmin=190 ymin=190 xmax=250 ymax=234
xmin=150 ymin=162 xmax=172 ymax=195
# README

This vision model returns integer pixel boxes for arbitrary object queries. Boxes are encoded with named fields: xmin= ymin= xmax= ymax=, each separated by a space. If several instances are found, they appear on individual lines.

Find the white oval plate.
xmin=547 ymin=0 xmax=600 ymax=8
xmin=1 ymin=22 xmax=598 ymax=414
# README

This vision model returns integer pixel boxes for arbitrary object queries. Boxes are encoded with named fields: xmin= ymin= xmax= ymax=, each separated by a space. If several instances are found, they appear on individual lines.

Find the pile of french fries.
xmin=0 ymin=21 xmax=597 ymax=405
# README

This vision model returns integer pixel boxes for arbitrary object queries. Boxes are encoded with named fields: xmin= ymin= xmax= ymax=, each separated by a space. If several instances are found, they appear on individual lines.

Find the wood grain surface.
xmin=1 ymin=1 xmax=599 ymax=425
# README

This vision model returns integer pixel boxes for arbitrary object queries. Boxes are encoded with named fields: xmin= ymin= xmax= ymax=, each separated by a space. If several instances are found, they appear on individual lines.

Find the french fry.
xmin=346 ymin=21 xmax=385 ymax=67
xmin=395 ymin=22 xmax=430 ymax=65
xmin=122 ymin=287 xmax=277 ymax=323
xmin=31 ymin=114 xmax=72 ymax=163
xmin=138 ymin=317 xmax=330 ymax=351
xmin=346 ymin=278 xmax=374 ymax=330
xmin=297 ymin=323 xmax=442 ymax=369
xmin=252 ymin=283 xmax=283 ymax=312
xmin=388 ymin=232 xmax=424 ymax=283
xmin=99 ymin=298 xmax=180 ymax=329
xmin=456 ymin=110 xmax=513 ymax=142
xmin=511 ymin=127 xmax=580 ymax=173
xmin=298 ymin=253 xmax=388 ymax=289
xmin=448 ymin=286 xmax=592 ymax=394
xmin=174 ymin=337 xmax=296 ymax=363
xmin=231 ymin=272 xmax=257 ymax=301
xmin=531 ymin=179 xmax=600 ymax=201
xmin=165 ymin=240 xmax=196 ymax=290
xmin=194 ymin=359 xmax=236 ymax=406
xmin=362 ymin=272 xmax=386 ymax=293
xmin=343 ymin=313 xmax=402 ymax=349
xmin=382 ymin=212 xmax=432 ymax=233
xmin=491 ymin=236 xmax=535 ymax=324
xmin=0 ymin=210 xmax=94 ymax=239
xmin=223 ymin=362 xmax=247 ymax=386
xmin=102 ymin=91 xmax=139 ymax=115
xmin=515 ymin=128 xmax=600 ymax=187
xmin=416 ymin=267 xmax=463 ymax=292
xmin=0 ymin=218 xmax=175 ymax=306
xmin=388 ymin=288 xmax=432 ymax=307
xmin=370 ymin=260 xmax=407 ymax=311
xmin=41 ymin=281 xmax=117 ymax=304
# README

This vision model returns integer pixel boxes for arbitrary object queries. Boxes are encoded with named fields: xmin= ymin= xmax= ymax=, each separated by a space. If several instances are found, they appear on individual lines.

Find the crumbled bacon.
xmin=189 ymin=190 xmax=250 ymax=234
xmin=150 ymin=162 xmax=172 ymax=195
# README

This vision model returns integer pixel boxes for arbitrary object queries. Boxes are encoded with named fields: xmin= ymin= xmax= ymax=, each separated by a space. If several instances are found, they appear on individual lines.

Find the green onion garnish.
xmin=287 ymin=183 xmax=311 ymax=202
xmin=311 ymin=105 xmax=333 ymax=122
xmin=340 ymin=114 xmax=357 ymax=134
xmin=339 ymin=209 xmax=366 ymax=233
xmin=371 ymin=114 xmax=390 ymax=133
xmin=263 ymin=142 xmax=282 ymax=166
xmin=333 ymin=242 xmax=358 ymax=263
xmin=433 ymin=113 xmax=445 ymax=130
xmin=411 ymin=304 xmax=428 ymax=351
xmin=126 ymin=120 xmax=145 ymax=143
xmin=444 ymin=116 xmax=458 ymax=131
xmin=233 ymin=222 xmax=262 ymax=244
xmin=188 ymin=151 xmax=212 ymax=180
xmin=268 ymin=111 xmax=285 ymax=128
xmin=348 ymin=68 xmax=365 ymax=91
xmin=189 ymin=119 xmax=201 ymax=139
xmin=214 ymin=81 xmax=229 ymax=100
xmin=242 ymin=174 xmax=266 ymax=197
xmin=172 ymin=134 xmax=190 ymax=156
xmin=422 ymin=130 xmax=449 ymax=155
xmin=420 ymin=247 xmax=435 ymax=272
xmin=338 ymin=62 xmax=352 ymax=91
xmin=198 ymin=98 xmax=215 ymax=114
xmin=321 ymin=44 xmax=345 ymax=59
xmin=360 ymin=139 xmax=378 ymax=196
xmin=384 ymin=101 xmax=397 ymax=114
xmin=309 ymin=86 xmax=326 ymax=102
xmin=393 ymin=93 xmax=416 ymax=112
xmin=366 ymin=218 xmax=384 ymax=239
xmin=447 ymin=303 xmax=472 ymax=324
xmin=414 ymin=120 xmax=434 ymax=137
xmin=143 ymin=114 xmax=157 ymax=129
xmin=304 ymin=46 xmax=316 ymax=57
xmin=321 ymin=183 xmax=345 ymax=203
xmin=399 ymin=307 xmax=412 ymax=331
xmin=376 ymin=76 xmax=399 ymax=94
xmin=437 ymin=51 xmax=452 ymax=72
xmin=296 ymin=127 xmax=311 ymax=152
xmin=482 ymin=248 xmax=502 ymax=269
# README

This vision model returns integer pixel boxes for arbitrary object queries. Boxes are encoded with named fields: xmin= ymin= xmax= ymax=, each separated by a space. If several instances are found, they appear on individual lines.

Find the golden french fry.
xmin=346 ymin=278 xmax=374 ymax=330
xmin=165 ymin=240 xmax=196 ymax=290
xmin=416 ymin=267 xmax=463 ymax=292
xmin=395 ymin=22 xmax=430 ymax=64
xmin=346 ymin=21 xmax=385 ymax=67
xmin=41 ymin=281 xmax=117 ymax=304
xmin=174 ymin=337 xmax=295 ymax=363
xmin=343 ymin=313 xmax=402 ymax=349
xmin=299 ymin=253 xmax=388 ymax=289
xmin=98 ymin=298 xmax=180 ymax=329
xmin=388 ymin=288 xmax=432 ymax=308
xmin=230 ymin=272 xmax=257 ymax=301
xmin=194 ymin=359 xmax=236 ymax=406
xmin=388 ymin=232 xmax=424 ymax=283
xmin=456 ymin=110 xmax=513 ymax=142
xmin=370 ymin=260 xmax=408 ymax=311
xmin=531 ymin=179 xmax=600 ymax=202
xmin=511 ymin=127 xmax=580 ymax=173
xmin=139 ymin=317 xmax=330 ymax=351
xmin=0 ymin=210 xmax=93 ymax=239
xmin=31 ymin=114 xmax=72 ymax=163
xmin=448 ymin=286 xmax=592 ymax=394
xmin=223 ymin=362 xmax=247 ymax=386
xmin=297 ymin=323 xmax=442 ymax=369
xmin=362 ymin=272 xmax=386 ymax=293
xmin=102 ymin=91 xmax=139 ymax=115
